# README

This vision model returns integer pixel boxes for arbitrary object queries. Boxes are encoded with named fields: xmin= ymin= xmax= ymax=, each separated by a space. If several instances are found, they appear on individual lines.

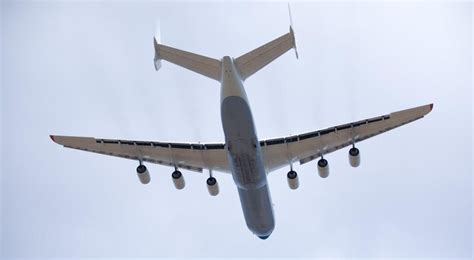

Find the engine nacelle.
xmin=317 ymin=158 xmax=329 ymax=178
xmin=287 ymin=170 xmax=299 ymax=190
xmin=206 ymin=177 xmax=219 ymax=196
xmin=349 ymin=147 xmax=360 ymax=167
xmin=136 ymin=165 xmax=150 ymax=184
xmin=172 ymin=170 xmax=185 ymax=190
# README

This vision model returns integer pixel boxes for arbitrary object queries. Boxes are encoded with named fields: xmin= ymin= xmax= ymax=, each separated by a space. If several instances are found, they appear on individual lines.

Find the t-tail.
xmin=153 ymin=25 xmax=298 ymax=81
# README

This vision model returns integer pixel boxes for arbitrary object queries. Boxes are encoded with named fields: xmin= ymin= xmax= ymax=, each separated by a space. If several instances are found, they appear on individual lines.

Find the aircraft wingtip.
xmin=50 ymin=135 xmax=56 ymax=143
xmin=429 ymin=103 xmax=434 ymax=112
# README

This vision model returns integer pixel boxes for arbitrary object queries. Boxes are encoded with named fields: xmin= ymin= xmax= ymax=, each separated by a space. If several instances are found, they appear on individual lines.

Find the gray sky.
xmin=1 ymin=1 xmax=472 ymax=258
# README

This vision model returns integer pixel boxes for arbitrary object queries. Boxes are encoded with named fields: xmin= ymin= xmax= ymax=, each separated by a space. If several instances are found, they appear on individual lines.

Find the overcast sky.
xmin=1 ymin=1 xmax=472 ymax=258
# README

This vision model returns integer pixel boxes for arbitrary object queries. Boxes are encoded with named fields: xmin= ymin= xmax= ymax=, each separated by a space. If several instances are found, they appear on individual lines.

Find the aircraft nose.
xmin=255 ymin=227 xmax=273 ymax=240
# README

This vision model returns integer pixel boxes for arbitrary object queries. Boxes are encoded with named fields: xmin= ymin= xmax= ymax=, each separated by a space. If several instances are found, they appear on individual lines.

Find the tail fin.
xmin=153 ymin=32 xmax=221 ymax=81
xmin=153 ymin=37 xmax=165 ymax=71
xmin=288 ymin=3 xmax=299 ymax=58
xmin=153 ymin=21 xmax=162 ymax=71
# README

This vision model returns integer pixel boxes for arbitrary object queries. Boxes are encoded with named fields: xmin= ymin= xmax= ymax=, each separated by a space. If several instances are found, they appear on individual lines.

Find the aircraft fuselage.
xmin=220 ymin=56 xmax=274 ymax=239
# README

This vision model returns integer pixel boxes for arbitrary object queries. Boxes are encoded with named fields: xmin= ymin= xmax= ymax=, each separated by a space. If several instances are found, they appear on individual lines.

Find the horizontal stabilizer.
xmin=235 ymin=27 xmax=297 ymax=80
xmin=153 ymin=37 xmax=221 ymax=81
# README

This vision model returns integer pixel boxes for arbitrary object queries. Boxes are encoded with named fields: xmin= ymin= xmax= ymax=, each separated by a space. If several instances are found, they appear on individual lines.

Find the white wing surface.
xmin=50 ymin=136 xmax=230 ymax=173
xmin=260 ymin=104 xmax=433 ymax=173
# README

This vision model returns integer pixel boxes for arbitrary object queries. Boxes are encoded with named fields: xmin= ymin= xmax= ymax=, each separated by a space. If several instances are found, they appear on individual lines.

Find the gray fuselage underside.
xmin=220 ymin=56 xmax=274 ymax=238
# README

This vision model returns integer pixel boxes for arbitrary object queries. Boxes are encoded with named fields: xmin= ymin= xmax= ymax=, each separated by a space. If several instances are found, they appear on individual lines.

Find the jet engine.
xmin=287 ymin=170 xmax=299 ymax=190
xmin=348 ymin=147 xmax=360 ymax=167
xmin=206 ymin=177 xmax=219 ymax=196
xmin=317 ymin=158 xmax=329 ymax=178
xmin=136 ymin=165 xmax=151 ymax=184
xmin=172 ymin=170 xmax=185 ymax=190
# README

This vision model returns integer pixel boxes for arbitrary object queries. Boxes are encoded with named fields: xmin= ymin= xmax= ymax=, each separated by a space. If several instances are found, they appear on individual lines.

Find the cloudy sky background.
xmin=1 ymin=1 xmax=472 ymax=258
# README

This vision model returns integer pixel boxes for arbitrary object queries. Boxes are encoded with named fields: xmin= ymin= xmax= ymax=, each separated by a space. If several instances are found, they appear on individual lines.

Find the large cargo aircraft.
xmin=51 ymin=17 xmax=432 ymax=239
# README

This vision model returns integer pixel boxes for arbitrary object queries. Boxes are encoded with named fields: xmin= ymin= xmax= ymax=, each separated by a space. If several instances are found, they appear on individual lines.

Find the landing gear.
xmin=317 ymin=157 xmax=329 ymax=178
xmin=348 ymin=144 xmax=361 ymax=167
xmin=287 ymin=169 xmax=299 ymax=190
xmin=136 ymin=162 xmax=151 ymax=184
xmin=171 ymin=168 xmax=185 ymax=189
xmin=206 ymin=170 xmax=219 ymax=196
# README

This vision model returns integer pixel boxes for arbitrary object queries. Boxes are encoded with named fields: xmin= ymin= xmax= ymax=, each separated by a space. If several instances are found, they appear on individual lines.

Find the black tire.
xmin=349 ymin=147 xmax=359 ymax=156
xmin=137 ymin=165 xmax=147 ymax=174
xmin=318 ymin=158 xmax=328 ymax=167
xmin=172 ymin=170 xmax=182 ymax=179
xmin=287 ymin=170 xmax=298 ymax=179
xmin=207 ymin=177 xmax=217 ymax=186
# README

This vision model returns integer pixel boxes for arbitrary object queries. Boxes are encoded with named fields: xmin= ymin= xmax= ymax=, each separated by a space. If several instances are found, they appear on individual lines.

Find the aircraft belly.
xmin=237 ymin=184 xmax=275 ymax=237
xmin=220 ymin=61 xmax=274 ymax=238
xmin=221 ymin=95 xmax=266 ymax=189
xmin=234 ymin=153 xmax=257 ymax=184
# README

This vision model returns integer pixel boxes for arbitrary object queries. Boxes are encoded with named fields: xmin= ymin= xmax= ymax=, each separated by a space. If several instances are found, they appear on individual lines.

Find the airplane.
xmin=50 ymin=15 xmax=433 ymax=240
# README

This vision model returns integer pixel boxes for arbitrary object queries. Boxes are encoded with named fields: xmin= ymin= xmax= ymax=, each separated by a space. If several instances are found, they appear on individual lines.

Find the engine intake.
xmin=317 ymin=158 xmax=329 ymax=178
xmin=287 ymin=170 xmax=299 ymax=190
xmin=136 ymin=165 xmax=151 ymax=184
xmin=349 ymin=147 xmax=360 ymax=167
xmin=172 ymin=170 xmax=185 ymax=190
xmin=206 ymin=177 xmax=219 ymax=196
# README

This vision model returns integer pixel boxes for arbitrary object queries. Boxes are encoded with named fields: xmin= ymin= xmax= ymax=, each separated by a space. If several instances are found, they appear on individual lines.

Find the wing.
xmin=50 ymin=136 xmax=230 ymax=173
xmin=260 ymin=104 xmax=433 ymax=173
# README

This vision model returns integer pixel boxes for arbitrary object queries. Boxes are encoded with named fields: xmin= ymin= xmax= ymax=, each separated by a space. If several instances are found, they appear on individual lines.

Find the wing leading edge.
xmin=260 ymin=104 xmax=433 ymax=173
xmin=50 ymin=136 xmax=230 ymax=173
xmin=51 ymin=104 xmax=432 ymax=175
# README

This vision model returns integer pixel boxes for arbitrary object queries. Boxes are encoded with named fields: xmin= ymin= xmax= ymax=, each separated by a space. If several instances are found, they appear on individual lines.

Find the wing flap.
xmin=51 ymin=135 xmax=229 ymax=173
xmin=260 ymin=104 xmax=433 ymax=172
